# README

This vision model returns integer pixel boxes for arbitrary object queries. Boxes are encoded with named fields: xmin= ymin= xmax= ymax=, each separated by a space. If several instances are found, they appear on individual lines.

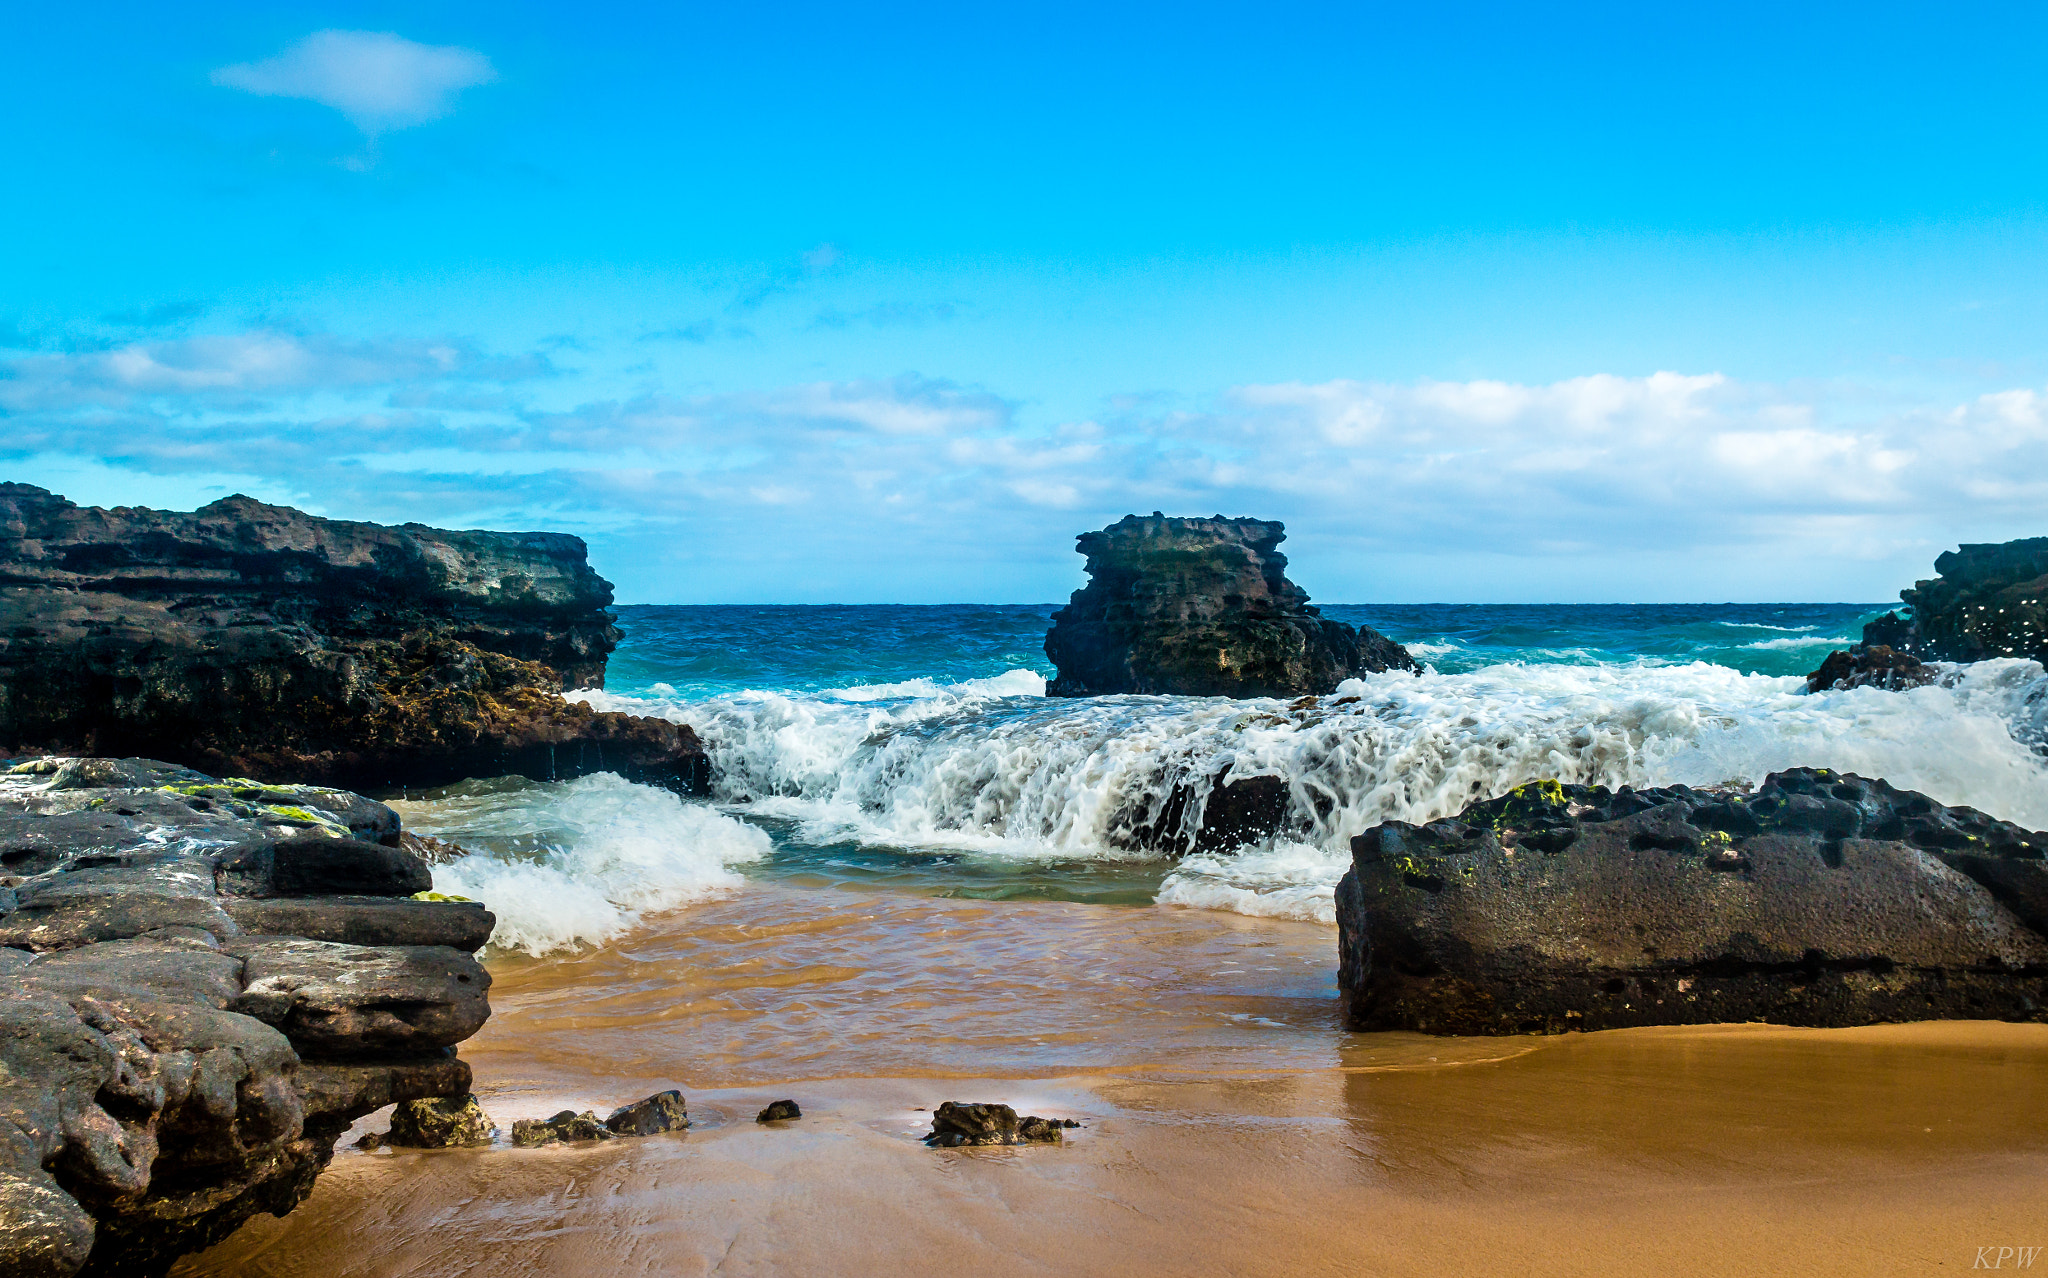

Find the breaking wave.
xmin=572 ymin=656 xmax=2048 ymax=926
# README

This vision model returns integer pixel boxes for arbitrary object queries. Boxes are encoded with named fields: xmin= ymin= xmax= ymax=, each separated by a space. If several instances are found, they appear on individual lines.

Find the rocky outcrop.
xmin=1807 ymin=537 xmax=2048 ymax=690
xmin=1044 ymin=514 xmax=1417 ymax=698
xmin=0 ymin=757 xmax=493 ymax=1277
xmin=1336 ymin=769 xmax=2048 ymax=1035
xmin=0 ymin=485 xmax=707 ymax=793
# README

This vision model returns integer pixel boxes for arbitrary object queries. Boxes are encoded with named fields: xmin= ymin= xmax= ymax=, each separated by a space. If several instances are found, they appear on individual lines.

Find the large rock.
xmin=0 ymin=758 xmax=494 ymax=1277
xmin=0 ymin=485 xmax=708 ymax=792
xmin=1808 ymin=537 xmax=2048 ymax=689
xmin=1337 ymin=768 xmax=2048 ymax=1035
xmin=1044 ymin=514 xmax=1417 ymax=698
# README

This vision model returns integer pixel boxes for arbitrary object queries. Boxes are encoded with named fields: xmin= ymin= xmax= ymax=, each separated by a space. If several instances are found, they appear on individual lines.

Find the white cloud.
xmin=212 ymin=31 xmax=496 ymax=132
xmin=11 ymin=330 xmax=2048 ymax=598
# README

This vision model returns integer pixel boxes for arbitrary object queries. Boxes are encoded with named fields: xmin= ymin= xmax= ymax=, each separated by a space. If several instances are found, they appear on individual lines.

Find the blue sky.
xmin=7 ymin=2 xmax=2048 ymax=602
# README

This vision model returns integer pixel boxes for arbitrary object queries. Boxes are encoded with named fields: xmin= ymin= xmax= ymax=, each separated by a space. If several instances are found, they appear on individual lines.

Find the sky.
xmin=6 ymin=2 xmax=2048 ymax=603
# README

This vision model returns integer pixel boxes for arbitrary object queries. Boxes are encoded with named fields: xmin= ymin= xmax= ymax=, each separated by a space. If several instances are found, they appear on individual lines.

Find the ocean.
xmin=195 ymin=601 xmax=2048 ymax=1277
xmin=392 ymin=602 xmax=2048 ymax=955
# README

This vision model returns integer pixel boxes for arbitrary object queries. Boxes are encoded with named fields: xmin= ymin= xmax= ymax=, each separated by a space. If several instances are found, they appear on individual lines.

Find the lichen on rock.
xmin=0 ymin=756 xmax=496 ymax=1277
xmin=1337 ymin=767 xmax=2048 ymax=1035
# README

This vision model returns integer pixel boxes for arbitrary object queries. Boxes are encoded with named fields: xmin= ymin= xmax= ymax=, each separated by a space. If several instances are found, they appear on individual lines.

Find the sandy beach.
xmin=178 ymin=890 xmax=2048 ymax=1277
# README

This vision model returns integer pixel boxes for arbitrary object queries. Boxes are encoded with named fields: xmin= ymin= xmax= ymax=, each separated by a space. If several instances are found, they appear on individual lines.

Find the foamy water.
xmin=393 ymin=774 xmax=769 ymax=954
xmin=527 ymin=657 xmax=2048 ymax=939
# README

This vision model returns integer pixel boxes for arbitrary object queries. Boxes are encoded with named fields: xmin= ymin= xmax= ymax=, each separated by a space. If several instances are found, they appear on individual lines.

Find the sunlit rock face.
xmin=0 ymin=757 xmax=493 ymax=1278
xmin=1337 ymin=769 xmax=2048 ymax=1036
xmin=1044 ymin=513 xmax=1417 ymax=699
xmin=0 ymin=485 xmax=706 ymax=793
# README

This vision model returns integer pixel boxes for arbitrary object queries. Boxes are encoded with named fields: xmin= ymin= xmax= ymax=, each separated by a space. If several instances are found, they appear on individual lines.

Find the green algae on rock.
xmin=1337 ymin=767 xmax=2048 ymax=1035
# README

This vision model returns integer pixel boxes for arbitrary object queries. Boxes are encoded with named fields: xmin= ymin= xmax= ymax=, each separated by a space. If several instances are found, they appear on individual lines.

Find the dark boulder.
xmin=510 ymin=1110 xmax=613 ymax=1147
xmin=755 ymin=1099 xmax=802 ymax=1122
xmin=604 ymin=1090 xmax=690 ymax=1136
xmin=0 ymin=485 xmax=708 ymax=793
xmin=1804 ymin=645 xmax=1939 ymax=692
xmin=1044 ymin=514 xmax=1417 ymax=698
xmin=0 ymin=757 xmax=494 ymax=1276
xmin=1337 ymin=769 xmax=2048 ymax=1035
xmin=923 ymin=1102 xmax=1079 ymax=1147
xmin=380 ymin=1094 xmax=495 ymax=1149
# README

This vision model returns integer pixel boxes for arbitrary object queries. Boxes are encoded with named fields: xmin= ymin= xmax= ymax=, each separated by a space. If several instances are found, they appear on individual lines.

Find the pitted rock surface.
xmin=0 ymin=484 xmax=709 ymax=792
xmin=0 ymin=757 xmax=494 ymax=1277
xmin=1337 ymin=768 xmax=2048 ymax=1035
xmin=1044 ymin=514 xmax=1417 ymax=698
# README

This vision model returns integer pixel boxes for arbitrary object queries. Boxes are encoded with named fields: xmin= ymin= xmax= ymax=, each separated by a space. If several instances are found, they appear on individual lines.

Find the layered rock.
xmin=1807 ymin=537 xmax=2048 ymax=690
xmin=1044 ymin=514 xmax=1418 ymax=699
xmin=1336 ymin=769 xmax=2048 ymax=1035
xmin=0 ymin=485 xmax=707 ymax=793
xmin=0 ymin=757 xmax=494 ymax=1277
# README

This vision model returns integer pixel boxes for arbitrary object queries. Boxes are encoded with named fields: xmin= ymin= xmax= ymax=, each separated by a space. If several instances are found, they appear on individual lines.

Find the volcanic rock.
xmin=0 ymin=757 xmax=494 ymax=1276
xmin=510 ymin=1111 xmax=613 ymax=1147
xmin=0 ymin=485 xmax=708 ymax=792
xmin=1336 ymin=769 xmax=2048 ymax=1035
xmin=1044 ymin=514 xmax=1418 ymax=698
xmin=1804 ymin=645 xmax=1939 ymax=693
xmin=605 ymin=1090 xmax=690 ymax=1136
xmin=755 ymin=1099 xmax=802 ymax=1122
xmin=381 ymin=1094 xmax=496 ymax=1149
xmin=923 ymin=1102 xmax=1078 ymax=1147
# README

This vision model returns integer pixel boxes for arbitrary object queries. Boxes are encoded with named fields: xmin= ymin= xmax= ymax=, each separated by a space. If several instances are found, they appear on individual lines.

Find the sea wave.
xmin=393 ymin=773 xmax=770 ymax=955
xmin=572 ymin=657 xmax=2048 ymax=925
xmin=1740 ymin=635 xmax=1854 ymax=650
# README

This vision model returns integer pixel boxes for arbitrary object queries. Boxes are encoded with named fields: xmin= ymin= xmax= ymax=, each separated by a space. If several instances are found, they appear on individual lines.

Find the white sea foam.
xmin=1740 ymin=635 xmax=1854 ymax=650
xmin=392 ymin=772 xmax=770 ymax=955
xmin=574 ymin=657 xmax=2048 ymax=925
xmin=1715 ymin=621 xmax=1820 ymax=632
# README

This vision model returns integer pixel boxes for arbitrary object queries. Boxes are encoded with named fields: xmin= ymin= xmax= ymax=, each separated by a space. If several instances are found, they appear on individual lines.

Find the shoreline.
xmin=177 ymin=1016 xmax=2048 ymax=1277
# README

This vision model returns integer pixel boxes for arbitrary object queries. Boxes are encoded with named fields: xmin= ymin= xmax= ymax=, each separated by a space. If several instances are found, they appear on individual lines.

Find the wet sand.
xmin=179 ymin=888 xmax=2048 ymax=1277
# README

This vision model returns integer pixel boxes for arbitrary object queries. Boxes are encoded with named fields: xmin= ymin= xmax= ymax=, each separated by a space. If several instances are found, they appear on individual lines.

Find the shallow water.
xmin=180 ymin=887 xmax=2048 ymax=1278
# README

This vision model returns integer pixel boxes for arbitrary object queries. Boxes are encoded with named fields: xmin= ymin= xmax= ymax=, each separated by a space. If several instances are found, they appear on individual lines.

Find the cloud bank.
xmin=212 ymin=31 xmax=496 ymax=132
xmin=2 ymin=328 xmax=2039 ymax=601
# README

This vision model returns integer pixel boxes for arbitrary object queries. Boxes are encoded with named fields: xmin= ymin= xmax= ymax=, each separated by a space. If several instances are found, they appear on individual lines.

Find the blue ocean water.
xmin=403 ymin=601 xmax=2048 ymax=954
xmin=603 ymin=601 xmax=1889 ymax=699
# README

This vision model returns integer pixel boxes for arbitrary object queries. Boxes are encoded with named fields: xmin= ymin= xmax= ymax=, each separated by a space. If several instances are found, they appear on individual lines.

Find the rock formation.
xmin=1336 ymin=769 xmax=2048 ymax=1035
xmin=0 ymin=756 xmax=494 ymax=1277
xmin=922 ymin=1102 xmax=1078 ymax=1147
xmin=1044 ymin=514 xmax=1417 ymax=698
xmin=0 ymin=485 xmax=707 ymax=793
xmin=1807 ymin=537 xmax=2048 ymax=690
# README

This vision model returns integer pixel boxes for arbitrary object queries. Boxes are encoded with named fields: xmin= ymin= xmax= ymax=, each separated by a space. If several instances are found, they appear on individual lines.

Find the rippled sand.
xmin=179 ymin=887 xmax=2048 ymax=1277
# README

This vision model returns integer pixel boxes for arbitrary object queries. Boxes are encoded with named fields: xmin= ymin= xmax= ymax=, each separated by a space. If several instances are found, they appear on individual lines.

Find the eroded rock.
xmin=1337 ymin=769 xmax=2048 ymax=1034
xmin=382 ymin=1094 xmax=495 ymax=1149
xmin=0 ymin=484 xmax=710 ymax=792
xmin=605 ymin=1090 xmax=689 ymax=1136
xmin=755 ymin=1099 xmax=801 ymax=1123
xmin=510 ymin=1111 xmax=613 ymax=1147
xmin=1044 ymin=514 xmax=1417 ymax=698
xmin=0 ymin=757 xmax=493 ymax=1276
xmin=923 ymin=1102 xmax=1078 ymax=1147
